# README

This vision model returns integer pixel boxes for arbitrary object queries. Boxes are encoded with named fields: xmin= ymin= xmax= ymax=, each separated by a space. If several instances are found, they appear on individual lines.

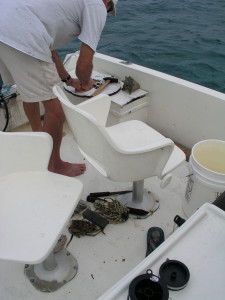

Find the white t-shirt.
xmin=0 ymin=0 xmax=107 ymax=62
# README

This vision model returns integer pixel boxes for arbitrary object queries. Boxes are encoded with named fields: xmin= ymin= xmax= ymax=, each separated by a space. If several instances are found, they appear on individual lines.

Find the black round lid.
xmin=159 ymin=259 xmax=190 ymax=291
xmin=129 ymin=270 xmax=169 ymax=300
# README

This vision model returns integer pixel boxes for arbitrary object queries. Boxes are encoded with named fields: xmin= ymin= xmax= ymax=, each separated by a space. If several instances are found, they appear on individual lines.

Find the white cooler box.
xmin=99 ymin=203 xmax=225 ymax=300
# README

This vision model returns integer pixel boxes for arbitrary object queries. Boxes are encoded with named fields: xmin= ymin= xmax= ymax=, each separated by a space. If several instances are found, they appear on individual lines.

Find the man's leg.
xmin=23 ymin=102 xmax=43 ymax=131
xmin=42 ymin=98 xmax=86 ymax=177
xmin=0 ymin=42 xmax=85 ymax=177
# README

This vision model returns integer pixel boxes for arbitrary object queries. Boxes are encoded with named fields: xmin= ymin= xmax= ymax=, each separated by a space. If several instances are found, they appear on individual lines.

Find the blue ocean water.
xmin=58 ymin=0 xmax=225 ymax=93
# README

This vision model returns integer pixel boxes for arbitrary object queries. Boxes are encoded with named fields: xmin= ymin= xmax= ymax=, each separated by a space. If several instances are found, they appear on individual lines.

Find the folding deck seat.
xmin=53 ymin=86 xmax=185 ymax=216
xmin=0 ymin=131 xmax=83 ymax=292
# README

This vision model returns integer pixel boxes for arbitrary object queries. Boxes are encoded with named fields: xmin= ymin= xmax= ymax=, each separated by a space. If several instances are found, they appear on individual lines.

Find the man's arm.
xmin=76 ymin=43 xmax=95 ymax=90
xmin=51 ymin=50 xmax=71 ymax=82
xmin=52 ymin=50 xmax=82 ymax=90
xmin=52 ymin=45 xmax=95 ymax=91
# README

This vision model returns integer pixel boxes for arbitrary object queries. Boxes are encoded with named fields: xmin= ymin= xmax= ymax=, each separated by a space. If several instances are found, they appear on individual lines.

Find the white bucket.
xmin=183 ymin=139 xmax=225 ymax=217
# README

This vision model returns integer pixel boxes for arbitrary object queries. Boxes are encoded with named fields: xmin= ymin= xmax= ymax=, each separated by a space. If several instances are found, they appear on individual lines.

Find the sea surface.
xmin=58 ymin=0 xmax=225 ymax=93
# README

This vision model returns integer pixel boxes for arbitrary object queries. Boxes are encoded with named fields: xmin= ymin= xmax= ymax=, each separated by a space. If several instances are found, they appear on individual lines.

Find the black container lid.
xmin=129 ymin=269 xmax=169 ymax=300
xmin=159 ymin=259 xmax=190 ymax=291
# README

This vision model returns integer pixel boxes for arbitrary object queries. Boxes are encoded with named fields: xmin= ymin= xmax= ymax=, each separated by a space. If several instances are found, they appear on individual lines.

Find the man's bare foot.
xmin=48 ymin=160 xmax=86 ymax=177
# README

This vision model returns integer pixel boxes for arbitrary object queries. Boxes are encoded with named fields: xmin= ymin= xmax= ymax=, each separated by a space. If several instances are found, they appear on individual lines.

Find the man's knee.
xmin=43 ymin=99 xmax=65 ymax=123
xmin=47 ymin=105 xmax=65 ymax=124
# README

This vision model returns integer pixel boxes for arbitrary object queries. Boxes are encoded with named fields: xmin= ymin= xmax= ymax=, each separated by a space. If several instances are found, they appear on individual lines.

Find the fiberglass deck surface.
xmin=0 ymin=122 xmax=189 ymax=300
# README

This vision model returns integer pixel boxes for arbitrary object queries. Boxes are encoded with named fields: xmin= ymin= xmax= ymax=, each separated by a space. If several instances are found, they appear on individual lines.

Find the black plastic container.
xmin=128 ymin=269 xmax=169 ymax=300
xmin=159 ymin=259 xmax=190 ymax=291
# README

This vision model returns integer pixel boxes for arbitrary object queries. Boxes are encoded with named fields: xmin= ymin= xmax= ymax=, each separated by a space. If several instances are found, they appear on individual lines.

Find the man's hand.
xmin=65 ymin=78 xmax=81 ymax=89
xmin=66 ymin=77 xmax=95 ymax=92
xmin=79 ymin=79 xmax=95 ymax=91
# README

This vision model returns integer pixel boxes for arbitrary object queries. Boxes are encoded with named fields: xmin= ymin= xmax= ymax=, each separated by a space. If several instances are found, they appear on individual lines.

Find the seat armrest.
xmin=161 ymin=144 xmax=186 ymax=178
xmin=0 ymin=131 xmax=53 ymax=176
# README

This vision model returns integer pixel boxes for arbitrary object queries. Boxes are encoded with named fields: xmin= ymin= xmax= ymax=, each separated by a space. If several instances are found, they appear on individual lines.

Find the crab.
xmin=122 ymin=76 xmax=140 ymax=94
xmin=68 ymin=219 xmax=101 ymax=238
xmin=94 ymin=198 xmax=129 ymax=223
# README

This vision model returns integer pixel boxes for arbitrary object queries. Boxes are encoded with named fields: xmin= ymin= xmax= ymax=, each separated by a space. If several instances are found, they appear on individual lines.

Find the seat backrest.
xmin=0 ymin=131 xmax=52 ymax=177
xmin=53 ymin=86 xmax=175 ymax=182
xmin=53 ymin=85 xmax=114 ymax=177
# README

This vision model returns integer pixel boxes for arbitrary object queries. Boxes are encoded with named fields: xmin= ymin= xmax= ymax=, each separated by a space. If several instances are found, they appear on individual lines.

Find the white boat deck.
xmin=0 ymin=122 xmax=190 ymax=300
xmin=1 ymin=51 xmax=225 ymax=300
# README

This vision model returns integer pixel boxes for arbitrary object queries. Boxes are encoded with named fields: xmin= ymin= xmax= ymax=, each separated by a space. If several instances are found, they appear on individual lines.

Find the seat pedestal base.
xmin=24 ymin=249 xmax=78 ymax=292
xmin=117 ymin=189 xmax=160 ymax=219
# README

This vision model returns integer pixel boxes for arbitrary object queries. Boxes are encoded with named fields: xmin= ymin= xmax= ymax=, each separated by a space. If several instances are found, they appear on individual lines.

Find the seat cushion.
xmin=0 ymin=171 xmax=82 ymax=263
xmin=106 ymin=120 xmax=165 ymax=151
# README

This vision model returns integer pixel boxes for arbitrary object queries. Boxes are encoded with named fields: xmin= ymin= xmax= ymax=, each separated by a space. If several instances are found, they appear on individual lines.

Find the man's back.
xmin=0 ymin=0 xmax=106 ymax=62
